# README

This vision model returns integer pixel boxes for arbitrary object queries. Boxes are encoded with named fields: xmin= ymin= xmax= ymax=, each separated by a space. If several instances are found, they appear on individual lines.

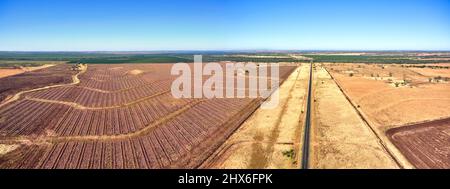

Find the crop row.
xmin=26 ymin=79 xmax=173 ymax=107
xmin=0 ymin=93 xmax=193 ymax=136
xmin=0 ymin=98 xmax=255 ymax=168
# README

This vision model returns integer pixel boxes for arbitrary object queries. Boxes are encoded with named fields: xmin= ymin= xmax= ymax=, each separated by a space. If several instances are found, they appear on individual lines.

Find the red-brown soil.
xmin=387 ymin=118 xmax=450 ymax=169
xmin=0 ymin=63 xmax=297 ymax=169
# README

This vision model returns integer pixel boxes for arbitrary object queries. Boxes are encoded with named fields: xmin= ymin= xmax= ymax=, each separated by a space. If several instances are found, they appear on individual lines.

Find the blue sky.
xmin=0 ymin=0 xmax=449 ymax=51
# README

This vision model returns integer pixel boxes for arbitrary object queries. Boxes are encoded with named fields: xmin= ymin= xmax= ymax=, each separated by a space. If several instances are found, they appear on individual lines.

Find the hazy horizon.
xmin=1 ymin=0 xmax=449 ymax=51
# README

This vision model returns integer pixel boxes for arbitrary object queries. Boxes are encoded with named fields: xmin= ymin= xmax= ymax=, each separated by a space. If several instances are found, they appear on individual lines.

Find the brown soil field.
xmin=325 ymin=63 xmax=450 ymax=168
xmin=0 ymin=64 xmax=76 ymax=103
xmin=387 ymin=118 xmax=450 ymax=169
xmin=311 ymin=66 xmax=399 ymax=168
xmin=202 ymin=63 xmax=307 ymax=169
xmin=0 ymin=63 xmax=297 ymax=169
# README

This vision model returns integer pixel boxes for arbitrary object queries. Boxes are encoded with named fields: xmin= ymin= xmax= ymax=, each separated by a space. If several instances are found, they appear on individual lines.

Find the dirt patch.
xmin=0 ymin=69 xmax=25 ymax=78
xmin=0 ymin=144 xmax=19 ymax=155
xmin=109 ymin=67 xmax=123 ymax=70
xmin=127 ymin=69 xmax=144 ymax=75
xmin=0 ymin=64 xmax=57 ymax=79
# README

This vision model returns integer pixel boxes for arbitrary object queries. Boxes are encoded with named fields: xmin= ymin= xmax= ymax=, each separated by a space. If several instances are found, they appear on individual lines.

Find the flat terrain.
xmin=325 ymin=63 xmax=450 ymax=168
xmin=311 ymin=66 xmax=398 ymax=168
xmin=0 ymin=63 xmax=297 ymax=169
xmin=202 ymin=64 xmax=307 ymax=169
xmin=0 ymin=65 xmax=57 ymax=79
xmin=0 ymin=64 xmax=77 ymax=103
xmin=0 ymin=69 xmax=24 ymax=79
xmin=326 ymin=63 xmax=450 ymax=128
xmin=387 ymin=118 xmax=450 ymax=169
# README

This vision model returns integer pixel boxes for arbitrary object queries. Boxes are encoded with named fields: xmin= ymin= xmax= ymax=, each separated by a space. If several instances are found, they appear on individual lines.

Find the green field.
xmin=1 ymin=51 xmax=449 ymax=65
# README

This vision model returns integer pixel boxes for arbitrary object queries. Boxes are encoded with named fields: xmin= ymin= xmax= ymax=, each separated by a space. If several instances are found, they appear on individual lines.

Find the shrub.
xmin=282 ymin=149 xmax=295 ymax=159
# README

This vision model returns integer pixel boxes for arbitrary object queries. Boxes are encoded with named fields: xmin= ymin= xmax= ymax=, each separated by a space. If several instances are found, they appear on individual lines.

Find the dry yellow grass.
xmin=311 ymin=67 xmax=399 ymax=168
xmin=203 ymin=64 xmax=308 ymax=169
xmin=409 ymin=68 xmax=450 ymax=78
xmin=325 ymin=63 xmax=450 ymax=168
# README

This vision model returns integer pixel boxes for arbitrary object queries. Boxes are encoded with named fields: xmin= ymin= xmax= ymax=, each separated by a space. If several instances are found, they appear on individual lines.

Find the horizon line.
xmin=1 ymin=49 xmax=450 ymax=53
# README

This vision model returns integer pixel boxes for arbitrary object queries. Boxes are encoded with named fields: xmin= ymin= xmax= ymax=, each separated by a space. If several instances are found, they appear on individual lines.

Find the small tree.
xmin=395 ymin=82 xmax=400 ymax=87
xmin=349 ymin=73 xmax=354 ymax=77
xmin=389 ymin=72 xmax=393 ymax=77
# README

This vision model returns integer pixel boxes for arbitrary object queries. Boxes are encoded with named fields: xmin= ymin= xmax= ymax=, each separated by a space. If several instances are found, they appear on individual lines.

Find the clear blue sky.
xmin=0 ymin=0 xmax=449 ymax=51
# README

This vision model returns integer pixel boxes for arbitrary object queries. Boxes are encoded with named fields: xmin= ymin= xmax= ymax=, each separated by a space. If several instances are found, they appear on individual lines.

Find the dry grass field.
xmin=325 ymin=63 xmax=450 ymax=168
xmin=311 ymin=66 xmax=399 ymax=168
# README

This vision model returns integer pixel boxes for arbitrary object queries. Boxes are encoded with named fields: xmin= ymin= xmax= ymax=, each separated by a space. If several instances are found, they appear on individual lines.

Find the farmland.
xmin=0 ymin=64 xmax=77 ymax=103
xmin=387 ymin=118 xmax=450 ymax=169
xmin=0 ymin=62 xmax=297 ymax=168
xmin=1 ymin=51 xmax=450 ymax=169
xmin=310 ymin=66 xmax=398 ymax=168
xmin=202 ymin=63 xmax=307 ymax=169
xmin=324 ymin=62 xmax=450 ymax=168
